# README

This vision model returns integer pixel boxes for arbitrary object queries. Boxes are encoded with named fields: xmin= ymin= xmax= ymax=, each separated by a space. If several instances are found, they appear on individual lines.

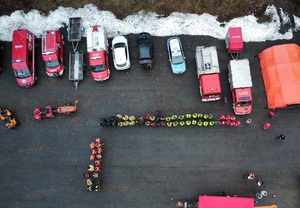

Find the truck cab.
xmin=232 ymin=88 xmax=252 ymax=114
xmin=42 ymin=30 xmax=64 ymax=77
xmin=11 ymin=29 xmax=36 ymax=88
xmin=195 ymin=46 xmax=221 ymax=101
xmin=228 ymin=59 xmax=252 ymax=115
xmin=86 ymin=26 xmax=110 ymax=81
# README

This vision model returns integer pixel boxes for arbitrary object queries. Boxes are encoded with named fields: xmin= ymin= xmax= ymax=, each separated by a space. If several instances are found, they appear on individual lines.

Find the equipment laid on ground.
xmin=0 ymin=108 xmax=17 ymax=129
xmin=195 ymin=46 xmax=221 ymax=101
xmin=33 ymin=100 xmax=78 ymax=120
xmin=86 ymin=25 xmax=110 ymax=81
xmin=225 ymin=27 xmax=243 ymax=60
xmin=228 ymin=59 xmax=253 ymax=115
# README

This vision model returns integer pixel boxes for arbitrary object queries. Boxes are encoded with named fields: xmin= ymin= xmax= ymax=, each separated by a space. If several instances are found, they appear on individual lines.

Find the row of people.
xmin=84 ymin=138 xmax=104 ymax=192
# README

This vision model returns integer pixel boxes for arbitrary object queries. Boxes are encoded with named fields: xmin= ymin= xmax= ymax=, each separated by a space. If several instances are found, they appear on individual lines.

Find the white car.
xmin=112 ymin=36 xmax=130 ymax=70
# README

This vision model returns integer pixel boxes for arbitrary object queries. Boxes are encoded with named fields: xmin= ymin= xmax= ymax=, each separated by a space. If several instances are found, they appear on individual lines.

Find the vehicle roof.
xmin=200 ymin=73 xmax=221 ymax=93
xmin=114 ymin=48 xmax=127 ymax=65
xmin=12 ymin=29 xmax=33 ymax=61
xmin=86 ymin=25 xmax=108 ymax=52
xmin=196 ymin=46 xmax=220 ymax=75
xmin=168 ymin=38 xmax=182 ymax=57
xmin=228 ymin=59 xmax=252 ymax=88
xmin=42 ymin=30 xmax=58 ymax=54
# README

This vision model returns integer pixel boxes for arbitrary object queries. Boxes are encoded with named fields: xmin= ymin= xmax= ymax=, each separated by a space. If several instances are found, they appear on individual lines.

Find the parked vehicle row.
xmin=9 ymin=25 xmax=252 ymax=115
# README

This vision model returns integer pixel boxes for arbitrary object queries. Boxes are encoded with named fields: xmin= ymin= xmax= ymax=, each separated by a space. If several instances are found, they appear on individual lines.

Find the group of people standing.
xmin=98 ymin=111 xmax=241 ymax=128
xmin=83 ymin=138 xmax=103 ymax=192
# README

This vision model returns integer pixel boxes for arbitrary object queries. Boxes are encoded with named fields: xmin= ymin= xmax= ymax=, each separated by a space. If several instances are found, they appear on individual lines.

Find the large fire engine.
xmin=228 ymin=59 xmax=253 ymax=115
xmin=86 ymin=25 xmax=110 ymax=81
xmin=11 ymin=29 xmax=36 ymax=88
xmin=42 ymin=30 xmax=64 ymax=77
xmin=195 ymin=46 xmax=221 ymax=101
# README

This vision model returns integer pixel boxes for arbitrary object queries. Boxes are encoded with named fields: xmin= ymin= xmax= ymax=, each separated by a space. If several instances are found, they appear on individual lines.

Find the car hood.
xmin=172 ymin=62 xmax=186 ymax=74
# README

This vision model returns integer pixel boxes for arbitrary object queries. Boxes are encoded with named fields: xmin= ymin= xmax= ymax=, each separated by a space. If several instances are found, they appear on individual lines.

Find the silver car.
xmin=167 ymin=37 xmax=186 ymax=74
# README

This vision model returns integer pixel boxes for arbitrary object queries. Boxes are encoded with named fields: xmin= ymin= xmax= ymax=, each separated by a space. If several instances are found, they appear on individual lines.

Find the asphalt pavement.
xmin=0 ymin=28 xmax=299 ymax=208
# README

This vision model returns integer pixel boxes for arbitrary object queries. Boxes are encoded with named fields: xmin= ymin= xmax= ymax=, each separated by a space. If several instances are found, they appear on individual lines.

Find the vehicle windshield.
xmin=236 ymin=101 xmax=251 ymax=107
xmin=203 ymin=93 xmax=221 ymax=98
xmin=92 ymin=64 xmax=106 ymax=72
xmin=172 ymin=55 xmax=184 ymax=64
xmin=44 ymin=59 xmax=60 ymax=68
xmin=14 ymin=69 xmax=31 ymax=78
xmin=114 ymin=43 xmax=125 ymax=48
xmin=139 ymin=44 xmax=151 ymax=59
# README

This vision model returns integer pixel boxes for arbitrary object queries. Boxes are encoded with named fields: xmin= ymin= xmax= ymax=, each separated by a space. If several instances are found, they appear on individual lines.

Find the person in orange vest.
xmin=89 ymin=142 xmax=95 ymax=149
xmin=91 ymin=149 xmax=97 ymax=155
xmin=95 ymin=160 xmax=102 ymax=166
xmin=95 ymin=138 xmax=101 ymax=144
xmin=95 ymin=166 xmax=101 ymax=172
xmin=90 ymin=155 xmax=95 ymax=161
xmin=97 ymin=148 xmax=103 ymax=154
xmin=96 ymin=154 xmax=102 ymax=159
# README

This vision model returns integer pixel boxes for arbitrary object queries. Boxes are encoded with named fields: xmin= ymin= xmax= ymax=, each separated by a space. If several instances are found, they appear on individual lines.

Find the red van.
xmin=11 ymin=29 xmax=36 ymax=87
xmin=42 ymin=30 xmax=64 ymax=77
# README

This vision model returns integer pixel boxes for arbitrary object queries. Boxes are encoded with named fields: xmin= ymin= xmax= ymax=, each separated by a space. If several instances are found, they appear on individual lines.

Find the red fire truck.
xmin=86 ymin=25 xmax=110 ymax=81
xmin=42 ymin=30 xmax=64 ymax=77
xmin=228 ymin=59 xmax=253 ymax=115
xmin=195 ymin=46 xmax=221 ymax=101
xmin=11 ymin=29 xmax=36 ymax=87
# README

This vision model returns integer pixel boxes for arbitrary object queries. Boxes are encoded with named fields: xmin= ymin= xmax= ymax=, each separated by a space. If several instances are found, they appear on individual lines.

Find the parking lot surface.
xmin=0 ymin=29 xmax=299 ymax=208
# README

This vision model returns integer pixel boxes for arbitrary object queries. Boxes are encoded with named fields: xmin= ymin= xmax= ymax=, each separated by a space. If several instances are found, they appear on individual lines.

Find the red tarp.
xmin=198 ymin=196 xmax=254 ymax=208
xmin=259 ymin=43 xmax=300 ymax=109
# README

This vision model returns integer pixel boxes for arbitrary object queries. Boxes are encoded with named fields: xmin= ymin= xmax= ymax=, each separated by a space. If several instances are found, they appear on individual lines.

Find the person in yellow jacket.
xmin=173 ymin=121 xmax=178 ymax=127
xmin=171 ymin=115 xmax=177 ymax=120
xmin=179 ymin=121 xmax=185 ymax=126
xmin=167 ymin=122 xmax=173 ymax=127
xmin=178 ymin=115 xmax=185 ymax=120
xmin=186 ymin=120 xmax=191 ymax=125
xmin=192 ymin=120 xmax=197 ymax=125
xmin=197 ymin=120 xmax=202 ymax=126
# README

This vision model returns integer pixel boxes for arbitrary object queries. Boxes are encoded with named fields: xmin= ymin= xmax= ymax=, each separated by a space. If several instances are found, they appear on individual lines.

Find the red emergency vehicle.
xmin=86 ymin=26 xmax=110 ymax=81
xmin=195 ymin=46 xmax=221 ymax=101
xmin=11 ymin=29 xmax=36 ymax=87
xmin=225 ymin=27 xmax=243 ymax=59
xmin=42 ymin=30 xmax=64 ymax=77
xmin=228 ymin=59 xmax=253 ymax=115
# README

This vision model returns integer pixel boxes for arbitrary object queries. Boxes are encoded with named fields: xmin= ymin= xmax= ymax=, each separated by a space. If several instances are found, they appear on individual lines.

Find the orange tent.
xmin=259 ymin=43 xmax=300 ymax=109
